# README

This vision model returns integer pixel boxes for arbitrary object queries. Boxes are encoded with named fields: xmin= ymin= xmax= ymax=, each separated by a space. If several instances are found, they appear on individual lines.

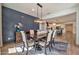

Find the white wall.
xmin=64 ymin=22 xmax=76 ymax=34
xmin=76 ymin=5 xmax=79 ymax=45
xmin=39 ymin=21 xmax=76 ymax=35
xmin=39 ymin=23 xmax=47 ymax=30
xmin=0 ymin=4 xmax=2 ymax=47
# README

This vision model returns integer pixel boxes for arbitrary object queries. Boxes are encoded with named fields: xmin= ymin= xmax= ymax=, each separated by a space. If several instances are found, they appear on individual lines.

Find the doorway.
xmin=65 ymin=24 xmax=75 ymax=45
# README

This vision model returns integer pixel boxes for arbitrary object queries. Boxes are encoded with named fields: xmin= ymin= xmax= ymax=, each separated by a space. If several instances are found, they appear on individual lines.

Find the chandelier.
xmin=34 ymin=3 xmax=46 ymax=23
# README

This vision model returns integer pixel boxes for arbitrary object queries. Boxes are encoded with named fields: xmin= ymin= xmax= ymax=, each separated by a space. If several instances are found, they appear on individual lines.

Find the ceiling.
xmin=46 ymin=13 xmax=76 ymax=24
xmin=3 ymin=3 xmax=77 ymax=18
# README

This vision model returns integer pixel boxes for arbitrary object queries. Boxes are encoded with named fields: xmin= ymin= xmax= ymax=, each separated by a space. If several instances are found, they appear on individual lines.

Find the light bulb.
xmin=53 ymin=23 xmax=56 ymax=26
xmin=32 ymin=8 xmax=35 ymax=11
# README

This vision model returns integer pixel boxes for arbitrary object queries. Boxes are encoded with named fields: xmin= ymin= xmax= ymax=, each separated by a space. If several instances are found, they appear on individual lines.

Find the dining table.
xmin=29 ymin=30 xmax=48 ymax=51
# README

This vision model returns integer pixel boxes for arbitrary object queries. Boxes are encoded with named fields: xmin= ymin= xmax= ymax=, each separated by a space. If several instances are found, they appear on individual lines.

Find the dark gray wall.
xmin=2 ymin=6 xmax=39 ymax=43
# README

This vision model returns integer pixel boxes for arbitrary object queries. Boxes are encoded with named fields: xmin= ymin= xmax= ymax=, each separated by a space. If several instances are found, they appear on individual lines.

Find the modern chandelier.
xmin=34 ymin=3 xmax=46 ymax=23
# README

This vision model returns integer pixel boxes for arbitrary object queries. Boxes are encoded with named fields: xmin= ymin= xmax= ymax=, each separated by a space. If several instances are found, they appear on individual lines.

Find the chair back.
xmin=30 ymin=30 xmax=34 ymax=37
xmin=20 ymin=31 xmax=27 ymax=47
xmin=47 ymin=30 xmax=53 ymax=43
xmin=33 ymin=30 xmax=37 ymax=40
xmin=52 ymin=30 xmax=57 ymax=38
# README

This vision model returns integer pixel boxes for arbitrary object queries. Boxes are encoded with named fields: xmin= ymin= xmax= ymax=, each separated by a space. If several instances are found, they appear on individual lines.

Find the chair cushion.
xmin=39 ymin=41 xmax=45 ymax=46
xmin=27 ymin=40 xmax=34 ymax=47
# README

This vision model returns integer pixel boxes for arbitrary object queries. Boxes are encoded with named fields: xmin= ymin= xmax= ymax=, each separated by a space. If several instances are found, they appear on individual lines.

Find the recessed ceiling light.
xmin=32 ymin=9 xmax=35 ymax=11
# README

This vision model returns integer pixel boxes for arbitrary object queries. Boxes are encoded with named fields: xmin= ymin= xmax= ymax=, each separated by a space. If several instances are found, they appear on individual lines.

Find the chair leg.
xmin=49 ymin=44 xmax=51 ymax=52
xmin=22 ymin=46 xmax=24 ymax=52
xmin=50 ymin=44 xmax=53 ymax=50
xmin=45 ymin=48 xmax=47 ymax=54
xmin=22 ymin=42 xmax=25 ymax=52
xmin=26 ymin=43 xmax=29 ymax=55
xmin=34 ymin=40 xmax=37 ymax=53
xmin=26 ymin=47 xmax=28 ymax=55
xmin=44 ymin=40 xmax=48 ymax=55
xmin=34 ymin=41 xmax=37 ymax=53
xmin=52 ymin=39 xmax=55 ymax=46
xmin=48 ymin=41 xmax=52 ymax=52
xmin=45 ymin=46 xmax=47 ymax=55
xmin=49 ymin=40 xmax=53 ymax=49
xmin=45 ymin=42 xmax=47 ymax=55
xmin=49 ymin=47 xmax=51 ymax=52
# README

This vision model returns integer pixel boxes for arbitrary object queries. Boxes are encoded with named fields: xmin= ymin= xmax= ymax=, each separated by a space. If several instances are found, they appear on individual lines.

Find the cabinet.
xmin=16 ymin=32 xmax=22 ymax=43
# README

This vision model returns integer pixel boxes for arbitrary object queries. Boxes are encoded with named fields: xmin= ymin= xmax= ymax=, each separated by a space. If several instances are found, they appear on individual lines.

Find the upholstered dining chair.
xmin=30 ymin=30 xmax=34 ymax=37
xmin=16 ymin=31 xmax=35 ymax=55
xmin=52 ymin=29 xmax=68 ymax=51
xmin=38 ymin=29 xmax=53 ymax=54
xmin=52 ymin=30 xmax=57 ymax=46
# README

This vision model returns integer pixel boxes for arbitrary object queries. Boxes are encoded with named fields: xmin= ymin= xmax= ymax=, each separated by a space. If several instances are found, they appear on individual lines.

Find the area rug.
xmin=7 ymin=41 xmax=69 ymax=55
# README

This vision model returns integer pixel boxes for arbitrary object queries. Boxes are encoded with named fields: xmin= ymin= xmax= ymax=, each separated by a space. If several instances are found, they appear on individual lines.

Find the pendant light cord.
xmin=41 ymin=7 xmax=42 ymax=20
xmin=37 ymin=5 xmax=38 ymax=18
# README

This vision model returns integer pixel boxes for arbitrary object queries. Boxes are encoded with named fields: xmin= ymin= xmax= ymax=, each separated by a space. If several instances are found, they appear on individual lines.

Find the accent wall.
xmin=2 ymin=6 xmax=39 ymax=43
